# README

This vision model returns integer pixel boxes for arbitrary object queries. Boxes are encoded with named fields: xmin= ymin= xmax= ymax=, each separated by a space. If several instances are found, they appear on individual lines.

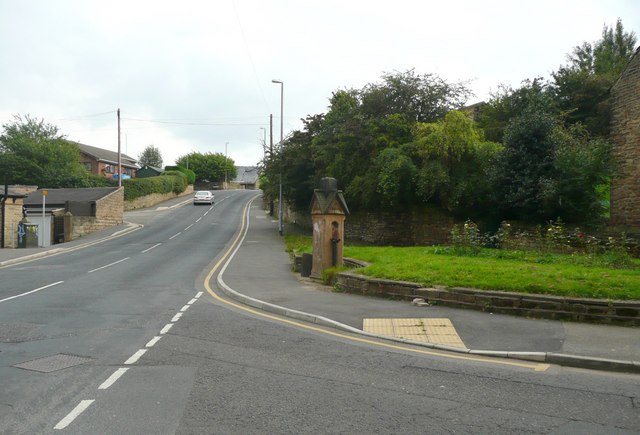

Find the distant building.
xmin=75 ymin=142 xmax=139 ymax=180
xmin=232 ymin=166 xmax=260 ymax=190
xmin=137 ymin=165 xmax=164 ymax=178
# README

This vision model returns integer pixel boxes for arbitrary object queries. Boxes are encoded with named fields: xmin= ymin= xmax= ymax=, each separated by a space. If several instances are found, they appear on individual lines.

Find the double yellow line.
xmin=203 ymin=196 xmax=548 ymax=372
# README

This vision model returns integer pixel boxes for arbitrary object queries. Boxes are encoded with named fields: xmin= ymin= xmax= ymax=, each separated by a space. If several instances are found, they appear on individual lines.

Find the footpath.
xmin=2 ymin=195 xmax=638 ymax=373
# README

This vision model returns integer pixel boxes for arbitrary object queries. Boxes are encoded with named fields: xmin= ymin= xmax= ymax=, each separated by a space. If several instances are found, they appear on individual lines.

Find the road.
xmin=0 ymin=190 xmax=638 ymax=434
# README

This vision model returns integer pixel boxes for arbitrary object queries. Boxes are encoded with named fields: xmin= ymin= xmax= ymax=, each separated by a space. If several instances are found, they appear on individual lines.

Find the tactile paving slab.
xmin=363 ymin=318 xmax=466 ymax=349
xmin=13 ymin=353 xmax=93 ymax=373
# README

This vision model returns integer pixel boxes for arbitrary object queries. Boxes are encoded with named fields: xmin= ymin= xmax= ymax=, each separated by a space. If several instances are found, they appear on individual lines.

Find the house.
xmin=232 ymin=166 xmax=260 ymax=190
xmin=74 ymin=142 xmax=139 ymax=180
xmin=136 ymin=165 xmax=164 ymax=178
xmin=610 ymin=46 xmax=640 ymax=230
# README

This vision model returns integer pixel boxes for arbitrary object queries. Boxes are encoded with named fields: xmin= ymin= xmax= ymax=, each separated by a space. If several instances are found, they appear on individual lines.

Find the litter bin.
xmin=301 ymin=253 xmax=313 ymax=277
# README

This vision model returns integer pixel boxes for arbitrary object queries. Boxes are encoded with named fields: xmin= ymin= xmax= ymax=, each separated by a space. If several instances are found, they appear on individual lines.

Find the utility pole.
xmin=117 ymin=108 xmax=122 ymax=187
xmin=1 ymin=172 xmax=8 ymax=248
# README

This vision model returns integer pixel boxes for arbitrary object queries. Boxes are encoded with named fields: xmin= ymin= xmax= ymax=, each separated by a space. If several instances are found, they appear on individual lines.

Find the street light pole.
xmin=272 ymin=79 xmax=284 ymax=236
xmin=225 ymin=142 xmax=229 ymax=189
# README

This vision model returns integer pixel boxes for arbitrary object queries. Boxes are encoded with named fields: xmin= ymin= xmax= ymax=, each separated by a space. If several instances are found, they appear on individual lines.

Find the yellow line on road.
xmin=203 ymin=197 xmax=547 ymax=372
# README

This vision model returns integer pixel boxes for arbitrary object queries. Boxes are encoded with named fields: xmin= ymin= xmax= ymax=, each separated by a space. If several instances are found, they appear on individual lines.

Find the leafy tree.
xmin=551 ymin=19 xmax=637 ymax=137
xmin=567 ymin=19 xmax=637 ymax=77
xmin=175 ymin=152 xmax=236 ymax=183
xmin=138 ymin=145 xmax=163 ymax=168
xmin=0 ymin=114 xmax=100 ymax=188
xmin=414 ymin=111 xmax=501 ymax=214
xmin=492 ymin=106 xmax=611 ymax=223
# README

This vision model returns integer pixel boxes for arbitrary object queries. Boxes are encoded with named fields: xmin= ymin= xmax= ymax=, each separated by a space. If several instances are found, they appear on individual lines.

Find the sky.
xmin=0 ymin=0 xmax=638 ymax=168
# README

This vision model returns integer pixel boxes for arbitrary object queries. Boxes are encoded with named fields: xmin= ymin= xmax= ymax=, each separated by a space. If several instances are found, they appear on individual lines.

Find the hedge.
xmin=123 ymin=172 xmax=188 ymax=201
xmin=164 ymin=165 xmax=196 ymax=185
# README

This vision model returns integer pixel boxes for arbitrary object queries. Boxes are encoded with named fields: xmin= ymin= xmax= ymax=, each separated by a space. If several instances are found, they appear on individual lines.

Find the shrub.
xmin=123 ymin=172 xmax=188 ymax=201
xmin=165 ymin=165 xmax=196 ymax=184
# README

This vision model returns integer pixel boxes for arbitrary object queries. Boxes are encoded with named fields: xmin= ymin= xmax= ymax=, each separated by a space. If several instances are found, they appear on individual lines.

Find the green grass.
xmin=282 ymin=236 xmax=640 ymax=300
xmin=344 ymin=246 xmax=640 ymax=300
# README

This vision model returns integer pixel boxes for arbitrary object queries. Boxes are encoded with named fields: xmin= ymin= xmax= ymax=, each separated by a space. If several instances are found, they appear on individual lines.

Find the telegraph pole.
xmin=117 ymin=108 xmax=122 ymax=187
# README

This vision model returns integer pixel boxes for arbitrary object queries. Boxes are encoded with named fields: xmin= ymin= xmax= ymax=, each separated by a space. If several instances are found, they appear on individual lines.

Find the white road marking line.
xmin=141 ymin=243 xmax=162 ymax=253
xmin=203 ymin=211 xmax=209 ymax=216
xmin=196 ymin=217 xmax=202 ymax=222
xmin=169 ymin=232 xmax=182 ymax=240
xmin=171 ymin=312 xmax=183 ymax=322
xmin=146 ymin=336 xmax=162 ymax=348
xmin=99 ymin=368 xmax=129 ymax=390
xmin=184 ymin=224 xmax=194 ymax=231
xmin=160 ymin=323 xmax=173 ymax=334
xmin=88 ymin=257 xmax=130 ymax=273
xmin=0 ymin=281 xmax=64 ymax=304
xmin=180 ymin=304 xmax=190 ymax=312
xmin=54 ymin=399 xmax=94 ymax=430
xmin=187 ymin=298 xmax=198 ymax=305
xmin=124 ymin=349 xmax=147 ymax=365
xmin=195 ymin=291 xmax=203 ymax=298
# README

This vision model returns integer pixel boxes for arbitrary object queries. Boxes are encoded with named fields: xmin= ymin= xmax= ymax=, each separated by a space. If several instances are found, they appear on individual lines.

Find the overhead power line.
xmin=121 ymin=117 xmax=267 ymax=127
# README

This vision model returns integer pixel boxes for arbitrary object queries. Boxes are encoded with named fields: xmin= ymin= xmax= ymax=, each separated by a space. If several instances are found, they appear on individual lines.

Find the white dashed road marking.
xmin=54 ymin=400 xmax=94 ymax=430
xmin=99 ymin=368 xmax=129 ymax=390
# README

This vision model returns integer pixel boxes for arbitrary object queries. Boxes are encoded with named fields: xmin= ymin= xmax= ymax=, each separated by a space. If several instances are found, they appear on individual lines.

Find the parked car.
xmin=193 ymin=190 xmax=215 ymax=205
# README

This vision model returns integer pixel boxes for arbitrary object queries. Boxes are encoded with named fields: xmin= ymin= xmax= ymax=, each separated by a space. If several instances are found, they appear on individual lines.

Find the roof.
xmin=74 ymin=141 xmax=138 ymax=168
xmin=611 ymin=45 xmax=640 ymax=91
xmin=139 ymin=165 xmax=163 ymax=173
xmin=311 ymin=189 xmax=350 ymax=215
xmin=23 ymin=187 xmax=120 ymax=207
xmin=233 ymin=166 xmax=260 ymax=184
xmin=0 ymin=185 xmax=37 ymax=199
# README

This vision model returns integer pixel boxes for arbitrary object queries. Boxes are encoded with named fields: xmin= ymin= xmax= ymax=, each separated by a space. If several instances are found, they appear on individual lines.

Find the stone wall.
xmin=610 ymin=47 xmax=640 ymax=229
xmin=290 ymin=206 xmax=455 ymax=246
xmin=124 ymin=185 xmax=193 ymax=211
xmin=2 ymin=199 xmax=24 ymax=248
xmin=70 ymin=187 xmax=124 ymax=238
xmin=336 ymin=271 xmax=640 ymax=326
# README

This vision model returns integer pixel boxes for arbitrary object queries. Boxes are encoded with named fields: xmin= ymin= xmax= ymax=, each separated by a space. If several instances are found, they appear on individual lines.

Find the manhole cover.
xmin=13 ymin=353 xmax=92 ymax=373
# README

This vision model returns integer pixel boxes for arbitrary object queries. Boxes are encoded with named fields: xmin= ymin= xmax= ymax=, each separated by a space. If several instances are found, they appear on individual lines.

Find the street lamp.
xmin=225 ymin=142 xmax=229 ymax=189
xmin=272 ymin=79 xmax=284 ymax=236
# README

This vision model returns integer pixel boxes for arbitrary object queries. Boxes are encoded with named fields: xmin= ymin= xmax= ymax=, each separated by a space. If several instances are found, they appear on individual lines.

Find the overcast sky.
xmin=1 ymin=1 xmax=638 ymax=168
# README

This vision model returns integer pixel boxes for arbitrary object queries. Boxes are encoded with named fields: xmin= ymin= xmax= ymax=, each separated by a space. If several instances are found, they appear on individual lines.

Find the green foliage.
xmin=175 ymin=152 xmax=236 ymax=183
xmin=0 ymin=114 xmax=102 ymax=188
xmin=123 ymin=172 xmax=188 ymax=201
xmin=492 ymin=106 xmax=612 ymax=223
xmin=567 ymin=18 xmax=637 ymax=77
xmin=164 ymin=165 xmax=196 ymax=184
xmin=138 ymin=145 xmax=163 ymax=168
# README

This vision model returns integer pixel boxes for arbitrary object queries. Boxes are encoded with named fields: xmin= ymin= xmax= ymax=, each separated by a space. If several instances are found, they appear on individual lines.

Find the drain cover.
xmin=13 ymin=353 xmax=92 ymax=373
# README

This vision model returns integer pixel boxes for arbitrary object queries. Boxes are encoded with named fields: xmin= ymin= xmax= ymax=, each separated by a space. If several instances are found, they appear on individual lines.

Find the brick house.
xmin=610 ymin=46 xmax=640 ymax=230
xmin=75 ymin=142 xmax=139 ymax=180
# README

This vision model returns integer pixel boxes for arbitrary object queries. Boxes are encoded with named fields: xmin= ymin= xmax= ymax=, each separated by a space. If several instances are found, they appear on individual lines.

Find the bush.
xmin=123 ymin=172 xmax=188 ymax=201
xmin=164 ymin=165 xmax=196 ymax=184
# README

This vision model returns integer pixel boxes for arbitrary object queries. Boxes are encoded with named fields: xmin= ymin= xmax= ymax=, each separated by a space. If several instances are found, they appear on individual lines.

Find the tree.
xmin=0 ymin=114 xmax=101 ymax=188
xmin=492 ymin=106 xmax=611 ymax=223
xmin=567 ymin=19 xmax=637 ymax=77
xmin=175 ymin=152 xmax=236 ymax=183
xmin=551 ymin=19 xmax=637 ymax=138
xmin=138 ymin=145 xmax=163 ymax=167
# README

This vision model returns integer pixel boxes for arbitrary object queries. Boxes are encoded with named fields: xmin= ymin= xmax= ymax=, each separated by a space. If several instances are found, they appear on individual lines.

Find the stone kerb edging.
xmin=335 ymin=269 xmax=640 ymax=327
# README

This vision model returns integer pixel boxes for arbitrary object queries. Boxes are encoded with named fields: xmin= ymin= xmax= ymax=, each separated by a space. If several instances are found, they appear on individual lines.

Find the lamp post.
xmin=272 ymin=79 xmax=284 ymax=236
xmin=225 ymin=142 xmax=229 ymax=189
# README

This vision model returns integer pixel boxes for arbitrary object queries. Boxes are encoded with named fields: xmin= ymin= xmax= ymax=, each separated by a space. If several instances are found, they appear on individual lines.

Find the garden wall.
xmin=124 ymin=185 xmax=193 ymax=211
xmin=335 ymin=271 xmax=640 ymax=326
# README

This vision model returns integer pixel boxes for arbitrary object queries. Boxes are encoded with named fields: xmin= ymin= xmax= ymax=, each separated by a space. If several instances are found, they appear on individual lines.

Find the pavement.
xmin=2 ymin=194 xmax=639 ymax=374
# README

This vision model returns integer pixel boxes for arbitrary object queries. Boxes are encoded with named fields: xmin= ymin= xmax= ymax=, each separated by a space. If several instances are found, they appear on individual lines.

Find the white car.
xmin=193 ymin=190 xmax=215 ymax=205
